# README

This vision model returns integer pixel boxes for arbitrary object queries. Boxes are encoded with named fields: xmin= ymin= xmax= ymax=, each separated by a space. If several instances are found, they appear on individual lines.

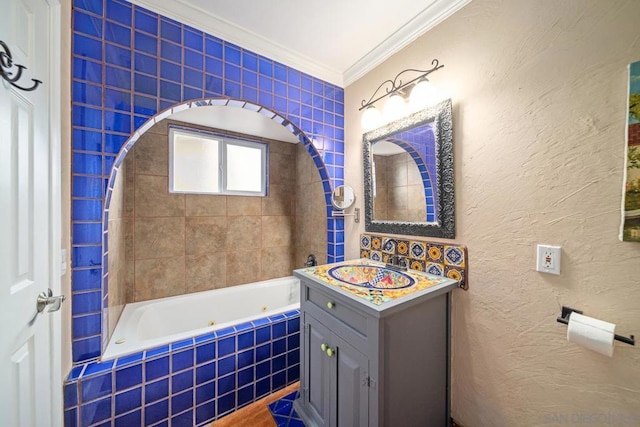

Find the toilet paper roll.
xmin=567 ymin=312 xmax=616 ymax=357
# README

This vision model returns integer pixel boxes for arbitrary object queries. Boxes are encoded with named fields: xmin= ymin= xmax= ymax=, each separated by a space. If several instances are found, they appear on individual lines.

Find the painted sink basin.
xmin=327 ymin=265 xmax=415 ymax=289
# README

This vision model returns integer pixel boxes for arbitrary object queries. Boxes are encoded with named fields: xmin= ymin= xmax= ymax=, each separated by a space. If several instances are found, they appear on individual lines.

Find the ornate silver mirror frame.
xmin=363 ymin=98 xmax=454 ymax=238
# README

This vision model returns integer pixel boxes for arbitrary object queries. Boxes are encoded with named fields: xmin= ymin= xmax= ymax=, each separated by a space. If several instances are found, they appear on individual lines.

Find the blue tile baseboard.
xmin=64 ymin=311 xmax=300 ymax=426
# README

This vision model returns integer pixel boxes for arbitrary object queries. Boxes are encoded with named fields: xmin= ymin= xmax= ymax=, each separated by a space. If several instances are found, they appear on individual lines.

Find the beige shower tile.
xmin=295 ymin=145 xmax=316 ymax=186
xmin=262 ymin=184 xmax=295 ymax=216
xmin=389 ymin=186 xmax=408 ymax=211
xmin=407 ymin=184 xmax=426 ymax=212
xmin=135 ymin=217 xmax=185 ymax=259
xmin=186 ymin=194 xmax=227 ymax=216
xmin=226 ymin=250 xmax=260 ymax=286
xmin=135 ymin=132 xmax=168 ymax=176
xmin=227 ymin=216 xmax=261 ymax=250
xmin=389 ymin=161 xmax=408 ymax=187
xmin=147 ymin=119 xmax=168 ymax=136
xmin=269 ymin=139 xmax=295 ymax=155
xmin=227 ymin=196 xmax=262 ymax=216
xmin=135 ymin=174 xmax=185 ymax=217
xmin=260 ymin=247 xmax=294 ymax=280
xmin=186 ymin=217 xmax=227 ymax=255
xmin=124 ymin=162 xmax=135 ymax=217
xmin=262 ymin=216 xmax=293 ymax=248
xmin=185 ymin=254 xmax=226 ymax=293
xmin=270 ymin=151 xmax=296 ymax=186
xmin=407 ymin=161 xmax=423 ymax=186
xmin=134 ymin=256 xmax=185 ymax=301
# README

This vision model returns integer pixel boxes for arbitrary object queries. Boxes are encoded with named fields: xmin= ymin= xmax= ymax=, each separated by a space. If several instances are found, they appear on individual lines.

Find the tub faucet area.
xmin=304 ymin=254 xmax=317 ymax=267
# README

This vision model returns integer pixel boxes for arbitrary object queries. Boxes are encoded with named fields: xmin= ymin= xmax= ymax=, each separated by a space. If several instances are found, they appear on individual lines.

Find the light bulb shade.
xmin=383 ymin=93 xmax=407 ymax=123
xmin=361 ymin=105 xmax=382 ymax=131
xmin=409 ymin=79 xmax=438 ymax=111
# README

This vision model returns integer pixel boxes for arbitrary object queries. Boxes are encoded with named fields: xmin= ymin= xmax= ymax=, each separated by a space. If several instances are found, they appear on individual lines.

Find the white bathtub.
xmin=103 ymin=276 xmax=300 ymax=360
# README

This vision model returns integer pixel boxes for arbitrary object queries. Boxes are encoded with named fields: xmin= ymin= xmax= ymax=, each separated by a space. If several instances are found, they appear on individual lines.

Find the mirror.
xmin=363 ymin=98 xmax=454 ymax=238
xmin=331 ymin=184 xmax=356 ymax=210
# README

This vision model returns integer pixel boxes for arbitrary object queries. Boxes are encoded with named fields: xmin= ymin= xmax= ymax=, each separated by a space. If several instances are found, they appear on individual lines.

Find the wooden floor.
xmin=210 ymin=382 xmax=299 ymax=427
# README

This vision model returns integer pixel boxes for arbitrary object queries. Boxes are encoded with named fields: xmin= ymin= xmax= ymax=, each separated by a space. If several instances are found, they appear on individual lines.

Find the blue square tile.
xmin=146 ymin=345 xmax=169 ymax=358
xmin=184 ymin=68 xmax=203 ymax=88
xmin=287 ymin=333 xmax=300 ymax=351
xmin=105 ymin=65 xmax=132 ymax=90
xmin=196 ymin=380 xmax=215 ymax=405
xmin=238 ymin=349 xmax=254 ymax=370
xmin=146 ymin=356 xmax=169 ymax=381
xmin=83 ymin=360 xmax=114 ymax=377
xmin=73 ymin=81 xmax=102 ymax=106
xmin=73 ymin=0 xmax=102 ymax=15
xmin=64 ymin=382 xmax=78 ymax=408
xmin=237 ymin=331 xmax=254 ymax=350
xmin=115 ymin=352 xmax=143 ymax=367
xmin=185 ymin=49 xmax=203 ymax=69
xmin=183 ymin=86 xmax=203 ymax=101
xmin=184 ymin=29 xmax=203 ymax=50
xmin=72 ymin=222 xmax=102 ymax=244
xmin=134 ymin=73 xmax=157 ymax=96
xmin=80 ymin=396 xmax=111 ymax=425
xmin=171 ymin=338 xmax=194 ymax=351
xmin=196 ymin=361 xmax=215 ymax=385
xmin=73 ymin=105 xmax=102 ymax=129
xmin=105 ymin=21 xmax=131 ymax=47
xmin=256 ymin=377 xmax=270 ymax=399
xmin=217 ymin=393 xmax=235 ymax=416
xmin=71 ymin=290 xmax=101 ymax=315
xmin=72 ymin=313 xmax=101 ymax=338
xmin=218 ymin=336 xmax=235 ymax=357
xmin=172 ymin=389 xmax=193 ymax=414
xmin=196 ymin=342 xmax=215 ymax=364
xmin=172 ymin=369 xmax=194 ymax=393
xmin=172 ymin=349 xmax=194 ymax=372
xmin=104 ymin=133 xmax=129 ymax=153
xmin=287 ymin=318 xmax=300 ymax=334
xmin=115 ymin=363 xmax=142 ymax=391
xmin=256 ymin=343 xmax=270 ymax=363
xmin=225 ymin=64 xmax=241 ymax=82
xmin=205 ymin=75 xmax=223 ymax=95
xmin=104 ymin=110 xmax=131 ymax=133
xmin=160 ymin=20 xmax=182 ymax=43
xmin=64 ymin=407 xmax=78 ymax=427
xmin=238 ymin=366 xmax=254 ymax=388
xmin=224 ymin=45 xmax=241 ymax=65
xmin=273 ymin=371 xmax=286 ymax=389
xmin=160 ymin=80 xmax=181 ymax=101
xmin=287 ymin=350 xmax=300 ymax=366
xmin=146 ymin=378 xmax=169 ymax=404
xmin=217 ymin=374 xmax=235 ymax=395
xmin=274 ymin=63 xmax=287 ymax=82
xmin=287 ymin=364 xmax=300 ymax=383
xmin=160 ymin=40 xmax=181 ymax=63
xmin=145 ymin=398 xmax=168 ymax=426
xmin=72 ymin=128 xmax=102 ymax=152
xmin=196 ymin=401 xmax=216 ymax=425
xmin=218 ymin=355 xmax=235 ymax=377
xmin=134 ymin=94 xmax=157 ymax=116
xmin=205 ymin=37 xmax=223 ymax=58
xmin=238 ymin=384 xmax=254 ymax=407
xmin=72 ymin=336 xmax=100 ymax=362
xmin=106 ymin=0 xmax=131 ymax=25
xmin=272 ymin=322 xmax=286 ymax=339
xmin=115 ymin=410 xmax=141 ymax=427
xmin=135 ymin=10 xmax=158 ymax=35
xmin=256 ymin=360 xmax=270 ymax=380
xmin=256 ymin=326 xmax=270 ymax=344
xmin=115 ymin=386 xmax=141 ymax=415
xmin=172 ymin=409 xmax=193 ymax=427
xmin=73 ymin=34 xmax=102 ymax=61
xmin=272 ymin=354 xmax=286 ymax=373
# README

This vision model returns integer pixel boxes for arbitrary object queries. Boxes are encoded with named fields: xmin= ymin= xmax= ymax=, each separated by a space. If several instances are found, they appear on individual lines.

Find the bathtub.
xmin=103 ymin=275 xmax=300 ymax=360
xmin=65 ymin=275 xmax=302 ymax=426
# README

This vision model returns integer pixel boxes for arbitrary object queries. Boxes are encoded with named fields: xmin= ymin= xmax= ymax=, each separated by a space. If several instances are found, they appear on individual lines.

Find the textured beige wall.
xmin=345 ymin=0 xmax=640 ymax=424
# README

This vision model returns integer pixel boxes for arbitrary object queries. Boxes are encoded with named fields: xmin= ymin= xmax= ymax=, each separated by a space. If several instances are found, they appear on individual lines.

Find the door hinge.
xmin=362 ymin=376 xmax=377 ymax=389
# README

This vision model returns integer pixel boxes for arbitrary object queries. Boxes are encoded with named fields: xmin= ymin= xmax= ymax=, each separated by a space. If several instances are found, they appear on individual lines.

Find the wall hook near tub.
xmin=556 ymin=306 xmax=635 ymax=346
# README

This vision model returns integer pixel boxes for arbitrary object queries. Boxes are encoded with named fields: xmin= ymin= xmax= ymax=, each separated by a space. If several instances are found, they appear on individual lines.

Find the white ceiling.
xmin=129 ymin=0 xmax=470 ymax=86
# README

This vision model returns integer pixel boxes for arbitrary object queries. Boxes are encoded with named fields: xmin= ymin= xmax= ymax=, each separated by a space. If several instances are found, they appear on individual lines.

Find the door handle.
xmin=36 ymin=289 xmax=66 ymax=313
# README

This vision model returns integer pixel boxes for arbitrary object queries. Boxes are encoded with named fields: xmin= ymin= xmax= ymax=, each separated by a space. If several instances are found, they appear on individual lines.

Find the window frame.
xmin=168 ymin=126 xmax=268 ymax=196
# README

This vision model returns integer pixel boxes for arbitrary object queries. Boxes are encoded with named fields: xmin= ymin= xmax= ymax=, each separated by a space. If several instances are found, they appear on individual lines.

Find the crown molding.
xmin=128 ymin=0 xmax=471 ymax=88
xmin=343 ymin=0 xmax=471 ymax=86
xmin=128 ymin=0 xmax=344 ymax=86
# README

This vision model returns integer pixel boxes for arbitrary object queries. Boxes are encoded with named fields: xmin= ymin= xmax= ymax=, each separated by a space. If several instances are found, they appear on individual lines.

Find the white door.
xmin=0 ymin=0 xmax=62 ymax=426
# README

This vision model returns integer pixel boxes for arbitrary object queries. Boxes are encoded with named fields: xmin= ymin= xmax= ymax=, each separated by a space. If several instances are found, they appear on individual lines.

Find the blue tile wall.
xmin=71 ymin=0 xmax=344 ymax=366
xmin=64 ymin=311 xmax=300 ymax=426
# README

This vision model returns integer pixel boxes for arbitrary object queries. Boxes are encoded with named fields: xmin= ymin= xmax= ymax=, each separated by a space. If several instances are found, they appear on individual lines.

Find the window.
xmin=169 ymin=127 xmax=268 ymax=196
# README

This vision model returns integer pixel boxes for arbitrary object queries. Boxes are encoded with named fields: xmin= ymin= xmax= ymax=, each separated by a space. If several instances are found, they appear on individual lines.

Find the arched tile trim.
xmin=100 ymin=98 xmax=335 ymax=354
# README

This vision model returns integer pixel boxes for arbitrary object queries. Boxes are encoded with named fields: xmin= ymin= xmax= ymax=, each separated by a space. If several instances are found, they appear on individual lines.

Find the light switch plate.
xmin=536 ymin=244 xmax=561 ymax=275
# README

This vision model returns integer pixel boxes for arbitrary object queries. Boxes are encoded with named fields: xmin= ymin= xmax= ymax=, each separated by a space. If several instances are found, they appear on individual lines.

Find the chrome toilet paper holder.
xmin=557 ymin=306 xmax=635 ymax=346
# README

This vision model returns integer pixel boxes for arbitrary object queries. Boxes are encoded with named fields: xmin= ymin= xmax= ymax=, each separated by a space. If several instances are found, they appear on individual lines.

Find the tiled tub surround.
xmin=360 ymin=233 xmax=469 ymax=290
xmin=107 ymin=118 xmax=327 ymax=306
xmin=64 ymin=310 xmax=301 ymax=426
xmin=71 ymin=0 xmax=345 ymax=364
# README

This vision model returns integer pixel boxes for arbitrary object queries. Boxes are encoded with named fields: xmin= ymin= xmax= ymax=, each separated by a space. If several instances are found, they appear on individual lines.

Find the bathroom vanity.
xmin=293 ymin=259 xmax=459 ymax=427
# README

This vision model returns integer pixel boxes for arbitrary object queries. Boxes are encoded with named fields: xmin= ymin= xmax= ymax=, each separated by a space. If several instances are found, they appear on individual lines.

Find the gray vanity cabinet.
xmin=294 ymin=269 xmax=457 ymax=427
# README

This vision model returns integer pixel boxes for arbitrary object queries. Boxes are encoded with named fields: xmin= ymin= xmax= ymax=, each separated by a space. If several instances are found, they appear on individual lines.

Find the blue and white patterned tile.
xmin=444 ymin=246 xmax=465 ymax=267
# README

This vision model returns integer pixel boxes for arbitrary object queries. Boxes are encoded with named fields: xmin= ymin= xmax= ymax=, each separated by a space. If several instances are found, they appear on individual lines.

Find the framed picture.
xmin=621 ymin=60 xmax=640 ymax=241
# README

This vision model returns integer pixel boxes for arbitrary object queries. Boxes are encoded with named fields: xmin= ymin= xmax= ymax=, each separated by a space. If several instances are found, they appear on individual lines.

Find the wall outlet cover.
xmin=536 ymin=244 xmax=561 ymax=275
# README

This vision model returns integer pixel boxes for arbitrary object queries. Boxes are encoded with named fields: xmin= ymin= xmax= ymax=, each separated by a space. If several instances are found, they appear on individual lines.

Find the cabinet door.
xmin=304 ymin=316 xmax=334 ymax=426
xmin=334 ymin=334 xmax=369 ymax=427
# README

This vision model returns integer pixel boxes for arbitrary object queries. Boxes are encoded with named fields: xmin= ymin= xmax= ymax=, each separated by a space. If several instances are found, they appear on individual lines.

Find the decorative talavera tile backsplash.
xmin=360 ymin=233 xmax=469 ymax=290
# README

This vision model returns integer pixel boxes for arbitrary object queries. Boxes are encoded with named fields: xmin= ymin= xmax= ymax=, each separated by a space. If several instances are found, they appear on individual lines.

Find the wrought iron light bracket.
xmin=359 ymin=59 xmax=443 ymax=111
xmin=0 ymin=40 xmax=43 ymax=92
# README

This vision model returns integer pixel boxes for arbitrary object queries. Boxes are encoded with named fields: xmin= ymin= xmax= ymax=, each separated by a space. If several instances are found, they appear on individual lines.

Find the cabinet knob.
xmin=326 ymin=348 xmax=335 ymax=357
xmin=321 ymin=343 xmax=328 ymax=352
xmin=327 ymin=301 xmax=335 ymax=309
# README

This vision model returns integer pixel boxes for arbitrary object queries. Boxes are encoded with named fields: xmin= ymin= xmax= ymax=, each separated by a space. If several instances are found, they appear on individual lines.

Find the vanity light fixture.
xmin=359 ymin=59 xmax=443 ymax=130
